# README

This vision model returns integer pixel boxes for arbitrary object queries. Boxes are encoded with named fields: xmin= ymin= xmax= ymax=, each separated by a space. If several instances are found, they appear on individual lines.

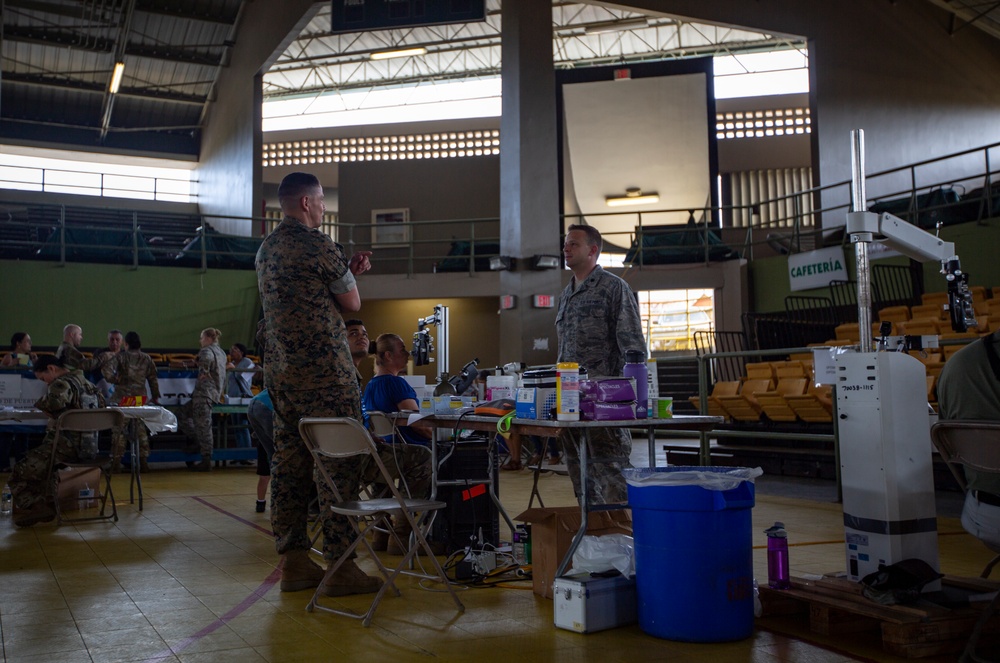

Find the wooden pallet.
xmin=758 ymin=575 xmax=1000 ymax=658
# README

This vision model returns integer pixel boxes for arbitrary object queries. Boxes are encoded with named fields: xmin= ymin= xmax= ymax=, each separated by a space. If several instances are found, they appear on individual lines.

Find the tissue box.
xmin=515 ymin=387 xmax=556 ymax=420
xmin=554 ymin=573 xmax=637 ymax=633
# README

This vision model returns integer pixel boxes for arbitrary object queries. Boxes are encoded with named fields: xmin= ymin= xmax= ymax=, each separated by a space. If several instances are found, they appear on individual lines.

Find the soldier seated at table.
xmin=9 ymin=355 xmax=109 ymax=527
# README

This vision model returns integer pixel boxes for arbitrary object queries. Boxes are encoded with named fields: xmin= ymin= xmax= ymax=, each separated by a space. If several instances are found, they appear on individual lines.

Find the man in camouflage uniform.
xmin=56 ymin=323 xmax=99 ymax=373
xmin=556 ymin=224 xmax=646 ymax=505
xmin=93 ymin=329 xmax=125 ymax=401
xmin=108 ymin=331 xmax=161 ymax=473
xmin=256 ymin=171 xmax=378 ymax=596
xmin=10 ymin=355 xmax=107 ymax=527
xmin=178 ymin=328 xmax=227 ymax=472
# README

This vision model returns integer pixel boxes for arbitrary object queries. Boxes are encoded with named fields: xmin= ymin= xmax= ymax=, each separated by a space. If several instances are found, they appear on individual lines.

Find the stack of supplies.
xmin=580 ymin=378 xmax=638 ymax=421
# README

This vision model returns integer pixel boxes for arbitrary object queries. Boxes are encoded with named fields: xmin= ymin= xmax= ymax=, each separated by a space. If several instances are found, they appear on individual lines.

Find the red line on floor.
xmin=148 ymin=566 xmax=283 ymax=661
xmin=191 ymin=495 xmax=275 ymax=536
xmin=144 ymin=496 xmax=282 ymax=660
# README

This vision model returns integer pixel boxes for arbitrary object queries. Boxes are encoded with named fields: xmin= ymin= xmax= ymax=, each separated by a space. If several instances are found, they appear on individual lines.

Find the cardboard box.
xmin=553 ymin=573 xmax=637 ymax=633
xmin=514 ymin=506 xmax=632 ymax=599
xmin=57 ymin=466 xmax=102 ymax=511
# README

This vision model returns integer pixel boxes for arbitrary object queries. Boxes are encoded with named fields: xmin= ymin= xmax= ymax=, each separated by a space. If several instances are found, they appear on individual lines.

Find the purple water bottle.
xmin=623 ymin=350 xmax=648 ymax=418
xmin=765 ymin=522 xmax=791 ymax=589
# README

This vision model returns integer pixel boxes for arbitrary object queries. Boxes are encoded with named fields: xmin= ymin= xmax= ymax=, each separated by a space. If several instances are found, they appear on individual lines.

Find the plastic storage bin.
xmin=625 ymin=466 xmax=759 ymax=642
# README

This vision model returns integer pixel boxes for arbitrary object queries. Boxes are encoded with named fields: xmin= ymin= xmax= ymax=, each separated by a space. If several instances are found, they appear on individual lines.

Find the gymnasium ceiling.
xmin=1 ymin=0 xmax=997 ymax=157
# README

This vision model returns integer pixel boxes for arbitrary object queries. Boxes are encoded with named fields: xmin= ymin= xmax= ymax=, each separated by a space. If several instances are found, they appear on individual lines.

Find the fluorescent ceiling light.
xmin=370 ymin=47 xmax=427 ymax=61
xmin=606 ymin=188 xmax=659 ymax=207
xmin=109 ymin=61 xmax=125 ymax=94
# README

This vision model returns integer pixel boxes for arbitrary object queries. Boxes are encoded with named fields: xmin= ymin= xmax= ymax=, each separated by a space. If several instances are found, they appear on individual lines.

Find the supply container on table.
xmin=624 ymin=466 xmax=762 ymax=642
xmin=556 ymin=362 xmax=580 ymax=421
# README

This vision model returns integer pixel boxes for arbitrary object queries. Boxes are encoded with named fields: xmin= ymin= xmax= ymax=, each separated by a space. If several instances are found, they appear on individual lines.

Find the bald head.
xmin=63 ymin=324 xmax=83 ymax=347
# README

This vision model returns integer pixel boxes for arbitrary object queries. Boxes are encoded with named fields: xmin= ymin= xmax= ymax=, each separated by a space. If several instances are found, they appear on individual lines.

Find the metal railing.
xmin=3 ymin=140 xmax=1000 ymax=273
xmin=656 ymin=347 xmax=841 ymax=497
xmin=0 ymin=162 xmax=194 ymax=203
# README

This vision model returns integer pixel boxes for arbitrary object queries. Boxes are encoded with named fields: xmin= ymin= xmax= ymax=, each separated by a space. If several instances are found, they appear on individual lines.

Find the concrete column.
xmin=498 ymin=0 xmax=563 ymax=367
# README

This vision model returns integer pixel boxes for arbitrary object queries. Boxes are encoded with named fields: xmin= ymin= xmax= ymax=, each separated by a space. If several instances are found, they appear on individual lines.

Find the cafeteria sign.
xmin=787 ymin=246 xmax=848 ymax=291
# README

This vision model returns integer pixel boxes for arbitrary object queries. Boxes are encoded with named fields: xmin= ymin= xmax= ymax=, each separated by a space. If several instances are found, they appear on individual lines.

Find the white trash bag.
xmin=624 ymin=466 xmax=763 ymax=491
xmin=571 ymin=533 xmax=635 ymax=578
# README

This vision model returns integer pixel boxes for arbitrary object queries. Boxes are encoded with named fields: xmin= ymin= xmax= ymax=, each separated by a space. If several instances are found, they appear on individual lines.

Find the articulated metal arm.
xmin=846 ymin=209 xmax=976 ymax=332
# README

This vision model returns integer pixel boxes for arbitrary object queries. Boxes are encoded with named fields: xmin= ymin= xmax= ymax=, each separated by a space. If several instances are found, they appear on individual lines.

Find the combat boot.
xmin=190 ymin=456 xmax=211 ymax=472
xmin=371 ymin=527 xmax=389 ymax=552
xmin=13 ymin=500 xmax=56 ymax=528
xmin=321 ymin=559 xmax=381 ymax=597
xmin=280 ymin=549 xmax=325 ymax=592
xmin=386 ymin=521 xmax=413 ymax=556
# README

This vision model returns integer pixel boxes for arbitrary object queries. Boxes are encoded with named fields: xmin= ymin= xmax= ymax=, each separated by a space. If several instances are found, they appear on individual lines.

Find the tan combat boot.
xmin=321 ymin=559 xmax=382 ymax=597
xmin=280 ymin=549 xmax=325 ymax=592
xmin=371 ymin=527 xmax=389 ymax=552
xmin=190 ymin=456 xmax=211 ymax=472
xmin=13 ymin=500 xmax=56 ymax=528
xmin=386 ymin=520 xmax=413 ymax=556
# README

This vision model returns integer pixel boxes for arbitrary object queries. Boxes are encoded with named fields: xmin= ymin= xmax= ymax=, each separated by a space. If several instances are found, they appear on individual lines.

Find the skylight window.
xmin=262 ymin=50 xmax=807 ymax=131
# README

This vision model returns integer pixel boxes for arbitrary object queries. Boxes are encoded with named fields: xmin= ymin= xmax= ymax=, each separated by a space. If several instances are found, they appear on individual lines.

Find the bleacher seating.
xmin=755 ymin=377 xmax=809 ymax=422
xmin=716 ymin=378 xmax=773 ymax=422
xmin=687 ymin=381 xmax=741 ymax=421
xmin=785 ymin=383 xmax=834 ymax=423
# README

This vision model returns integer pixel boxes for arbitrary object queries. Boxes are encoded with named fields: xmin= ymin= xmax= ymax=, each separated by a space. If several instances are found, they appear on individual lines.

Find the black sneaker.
xmin=255 ymin=500 xmax=266 ymax=513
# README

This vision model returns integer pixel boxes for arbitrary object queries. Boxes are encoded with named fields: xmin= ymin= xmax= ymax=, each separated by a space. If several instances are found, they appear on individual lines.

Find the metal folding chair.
xmin=930 ymin=419 xmax=1000 ymax=663
xmin=368 ymin=410 xmax=397 ymax=441
xmin=299 ymin=416 xmax=464 ymax=626
xmin=48 ymin=408 xmax=127 ymax=524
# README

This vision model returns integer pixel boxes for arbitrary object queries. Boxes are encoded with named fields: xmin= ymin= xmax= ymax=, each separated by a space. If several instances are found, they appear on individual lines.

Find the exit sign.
xmin=532 ymin=294 xmax=554 ymax=309
xmin=499 ymin=295 xmax=517 ymax=310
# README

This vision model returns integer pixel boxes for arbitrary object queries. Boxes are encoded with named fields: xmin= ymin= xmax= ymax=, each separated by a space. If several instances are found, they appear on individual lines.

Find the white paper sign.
xmin=813 ymin=347 xmax=842 ymax=385
xmin=787 ymin=246 xmax=848 ymax=291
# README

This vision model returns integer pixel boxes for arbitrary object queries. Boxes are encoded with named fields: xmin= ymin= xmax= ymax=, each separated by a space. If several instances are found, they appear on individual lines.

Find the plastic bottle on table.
xmin=623 ymin=350 xmax=649 ymax=418
xmin=764 ymin=521 xmax=791 ymax=589
xmin=556 ymin=362 xmax=580 ymax=421
xmin=1 ymin=483 xmax=12 ymax=515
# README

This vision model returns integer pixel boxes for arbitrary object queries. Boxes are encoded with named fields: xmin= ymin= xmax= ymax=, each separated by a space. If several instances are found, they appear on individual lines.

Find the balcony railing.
xmin=3 ymin=140 xmax=999 ymax=274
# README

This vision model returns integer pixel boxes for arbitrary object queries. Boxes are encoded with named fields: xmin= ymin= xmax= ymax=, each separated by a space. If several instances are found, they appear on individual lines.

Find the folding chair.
xmin=48 ymin=408 xmax=127 ymax=524
xmin=368 ymin=410 xmax=397 ymax=441
xmin=929 ymin=420 xmax=1000 ymax=663
xmin=299 ymin=417 xmax=464 ymax=626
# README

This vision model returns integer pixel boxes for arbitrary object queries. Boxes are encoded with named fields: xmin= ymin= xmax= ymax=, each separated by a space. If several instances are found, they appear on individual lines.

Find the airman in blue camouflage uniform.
xmin=556 ymin=224 xmax=646 ymax=506
xmin=10 ymin=355 xmax=108 ymax=527
xmin=256 ymin=171 xmax=377 ymax=596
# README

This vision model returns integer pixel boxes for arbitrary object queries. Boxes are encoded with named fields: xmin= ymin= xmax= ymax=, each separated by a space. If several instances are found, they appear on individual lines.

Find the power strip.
xmin=455 ymin=550 xmax=498 ymax=579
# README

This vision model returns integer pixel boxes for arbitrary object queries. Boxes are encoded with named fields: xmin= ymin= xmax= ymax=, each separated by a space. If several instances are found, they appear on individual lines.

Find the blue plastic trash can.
xmin=625 ymin=466 xmax=757 ymax=642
